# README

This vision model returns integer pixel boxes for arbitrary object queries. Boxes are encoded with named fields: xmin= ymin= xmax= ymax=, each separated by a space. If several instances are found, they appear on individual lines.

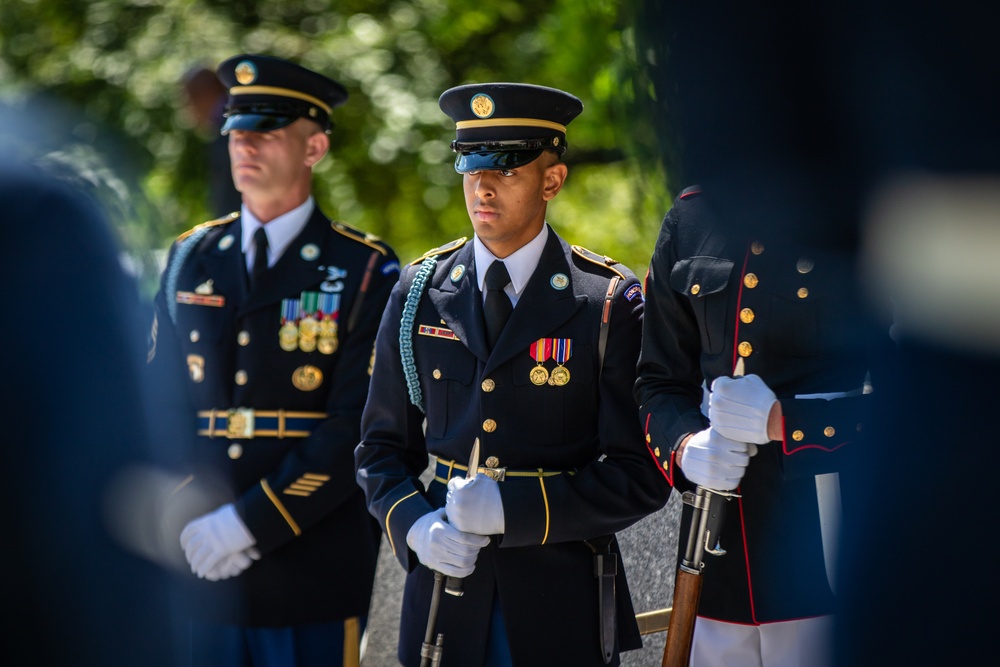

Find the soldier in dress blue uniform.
xmin=354 ymin=83 xmax=670 ymax=666
xmin=147 ymin=54 xmax=400 ymax=667
xmin=635 ymin=187 xmax=894 ymax=666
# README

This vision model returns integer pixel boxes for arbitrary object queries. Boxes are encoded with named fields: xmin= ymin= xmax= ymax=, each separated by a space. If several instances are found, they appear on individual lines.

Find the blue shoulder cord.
xmin=399 ymin=256 xmax=438 ymax=414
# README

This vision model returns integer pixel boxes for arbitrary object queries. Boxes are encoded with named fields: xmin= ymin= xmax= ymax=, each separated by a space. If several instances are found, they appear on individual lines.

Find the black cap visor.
xmin=454 ymin=149 xmax=545 ymax=174
xmin=221 ymin=113 xmax=297 ymax=135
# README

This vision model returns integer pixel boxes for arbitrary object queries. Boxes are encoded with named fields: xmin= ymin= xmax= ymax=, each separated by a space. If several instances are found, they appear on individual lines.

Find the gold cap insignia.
xmin=470 ymin=93 xmax=495 ymax=119
xmin=234 ymin=61 xmax=257 ymax=85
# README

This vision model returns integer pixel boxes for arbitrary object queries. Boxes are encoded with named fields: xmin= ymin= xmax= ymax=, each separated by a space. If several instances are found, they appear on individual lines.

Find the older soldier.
xmin=355 ymin=82 xmax=669 ymax=666
xmin=148 ymin=54 xmax=400 ymax=667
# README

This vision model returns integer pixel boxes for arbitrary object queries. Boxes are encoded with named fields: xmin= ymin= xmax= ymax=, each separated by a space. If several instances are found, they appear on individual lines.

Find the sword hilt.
xmin=444 ymin=575 xmax=464 ymax=596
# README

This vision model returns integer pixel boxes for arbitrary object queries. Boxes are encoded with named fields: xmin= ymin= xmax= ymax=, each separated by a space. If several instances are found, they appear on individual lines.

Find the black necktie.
xmin=250 ymin=227 xmax=269 ymax=288
xmin=483 ymin=261 xmax=513 ymax=350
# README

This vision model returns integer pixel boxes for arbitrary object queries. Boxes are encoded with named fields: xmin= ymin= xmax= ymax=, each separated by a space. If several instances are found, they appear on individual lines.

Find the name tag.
xmin=176 ymin=291 xmax=225 ymax=307
xmin=418 ymin=325 xmax=459 ymax=341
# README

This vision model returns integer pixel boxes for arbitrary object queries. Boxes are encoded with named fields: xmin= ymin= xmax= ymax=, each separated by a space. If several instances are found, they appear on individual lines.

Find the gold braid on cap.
xmin=229 ymin=85 xmax=332 ymax=114
xmin=455 ymin=117 xmax=567 ymax=133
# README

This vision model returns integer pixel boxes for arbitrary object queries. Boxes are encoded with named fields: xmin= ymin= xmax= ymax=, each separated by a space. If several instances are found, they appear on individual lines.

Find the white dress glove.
xmin=406 ymin=508 xmax=490 ymax=578
xmin=678 ymin=428 xmax=752 ymax=491
xmin=709 ymin=374 xmax=778 ymax=445
xmin=446 ymin=474 xmax=505 ymax=536
xmin=203 ymin=547 xmax=262 ymax=582
xmin=180 ymin=503 xmax=256 ymax=579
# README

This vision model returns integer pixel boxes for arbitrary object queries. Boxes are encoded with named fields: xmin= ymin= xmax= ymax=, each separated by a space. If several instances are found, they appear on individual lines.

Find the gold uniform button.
xmin=740 ymin=308 xmax=755 ymax=324
xmin=235 ymin=370 xmax=248 ymax=385
xmin=482 ymin=378 xmax=496 ymax=392
xmin=190 ymin=330 xmax=200 ymax=343
xmin=797 ymin=287 xmax=809 ymax=299
xmin=751 ymin=241 xmax=765 ymax=255
xmin=738 ymin=341 xmax=753 ymax=357
xmin=654 ymin=447 xmax=661 ymax=457
xmin=485 ymin=456 xmax=500 ymax=468
xmin=645 ymin=433 xmax=651 ymax=443
xmin=792 ymin=430 xmax=804 ymax=441
xmin=227 ymin=443 xmax=243 ymax=459
xmin=432 ymin=369 xmax=442 ymax=380
xmin=691 ymin=284 xmax=701 ymax=295
xmin=482 ymin=419 xmax=497 ymax=433
xmin=238 ymin=331 xmax=250 ymax=346
xmin=824 ymin=426 xmax=836 ymax=437
xmin=744 ymin=273 xmax=759 ymax=289
xmin=797 ymin=258 xmax=815 ymax=274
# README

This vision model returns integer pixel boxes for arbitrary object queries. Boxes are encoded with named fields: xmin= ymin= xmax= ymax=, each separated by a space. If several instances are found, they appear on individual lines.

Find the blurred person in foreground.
xmin=635 ymin=0 xmax=1000 ymax=665
xmin=635 ymin=185 xmax=892 ymax=667
xmin=147 ymin=54 xmax=400 ymax=667
xmin=0 ymin=145 xmax=179 ymax=663
xmin=355 ymin=82 xmax=669 ymax=666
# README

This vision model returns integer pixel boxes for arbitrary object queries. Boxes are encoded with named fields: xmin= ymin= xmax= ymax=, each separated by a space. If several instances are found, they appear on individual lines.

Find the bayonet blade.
xmin=467 ymin=437 xmax=480 ymax=479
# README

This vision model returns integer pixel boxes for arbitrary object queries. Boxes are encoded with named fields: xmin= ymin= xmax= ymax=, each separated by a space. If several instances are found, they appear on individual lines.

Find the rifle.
xmin=661 ymin=486 xmax=734 ymax=667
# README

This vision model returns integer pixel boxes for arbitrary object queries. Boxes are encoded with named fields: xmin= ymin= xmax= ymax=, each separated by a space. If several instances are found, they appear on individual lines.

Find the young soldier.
xmin=355 ymin=82 xmax=669 ymax=666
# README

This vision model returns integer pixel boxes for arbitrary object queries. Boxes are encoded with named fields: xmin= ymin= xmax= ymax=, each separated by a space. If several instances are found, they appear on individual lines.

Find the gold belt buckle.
xmin=226 ymin=408 xmax=255 ymax=439
xmin=481 ymin=456 xmax=506 ymax=482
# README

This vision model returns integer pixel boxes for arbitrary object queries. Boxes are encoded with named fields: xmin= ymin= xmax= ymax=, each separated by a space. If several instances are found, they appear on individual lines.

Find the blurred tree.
xmin=0 ymin=0 xmax=671 ymax=293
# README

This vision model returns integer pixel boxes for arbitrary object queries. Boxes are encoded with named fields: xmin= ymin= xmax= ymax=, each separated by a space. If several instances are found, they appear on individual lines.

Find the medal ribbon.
xmin=281 ymin=298 xmax=300 ymax=323
xmin=553 ymin=338 xmax=572 ymax=364
xmin=300 ymin=291 xmax=319 ymax=317
xmin=318 ymin=293 xmax=341 ymax=321
xmin=529 ymin=338 xmax=553 ymax=363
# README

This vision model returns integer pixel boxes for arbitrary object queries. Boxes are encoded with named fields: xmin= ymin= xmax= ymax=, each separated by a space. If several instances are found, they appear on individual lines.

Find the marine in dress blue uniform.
xmin=355 ymin=83 xmax=669 ymax=666
xmin=635 ymin=187 xmax=893 ymax=665
xmin=147 ymin=54 xmax=400 ymax=667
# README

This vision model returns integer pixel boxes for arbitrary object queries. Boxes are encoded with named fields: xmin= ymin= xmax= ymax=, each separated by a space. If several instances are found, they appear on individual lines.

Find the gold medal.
xmin=550 ymin=365 xmax=571 ymax=386
xmin=549 ymin=339 xmax=572 ymax=386
xmin=299 ymin=334 xmax=317 ymax=353
xmin=528 ymin=338 xmax=553 ymax=386
xmin=530 ymin=365 xmax=549 ymax=386
xmin=299 ymin=314 xmax=319 ymax=338
xmin=279 ymin=321 xmax=299 ymax=351
xmin=318 ymin=336 xmax=339 ymax=355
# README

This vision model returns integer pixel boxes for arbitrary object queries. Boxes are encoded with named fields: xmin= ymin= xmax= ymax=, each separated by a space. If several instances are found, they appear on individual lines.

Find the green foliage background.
xmin=0 ymin=0 xmax=675 ymax=297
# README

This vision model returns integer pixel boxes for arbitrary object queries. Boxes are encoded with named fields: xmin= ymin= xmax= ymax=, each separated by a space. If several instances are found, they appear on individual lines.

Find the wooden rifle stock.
xmin=660 ymin=486 xmax=732 ymax=667
xmin=661 ymin=567 xmax=703 ymax=667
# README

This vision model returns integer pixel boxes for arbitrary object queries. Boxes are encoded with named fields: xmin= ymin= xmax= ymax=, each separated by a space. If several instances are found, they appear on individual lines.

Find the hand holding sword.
xmin=416 ymin=438 xmax=489 ymax=667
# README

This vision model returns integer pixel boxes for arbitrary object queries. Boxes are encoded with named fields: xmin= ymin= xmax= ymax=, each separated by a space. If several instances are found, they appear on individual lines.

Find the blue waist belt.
xmin=197 ymin=408 xmax=327 ymax=439
xmin=434 ymin=457 xmax=574 ymax=484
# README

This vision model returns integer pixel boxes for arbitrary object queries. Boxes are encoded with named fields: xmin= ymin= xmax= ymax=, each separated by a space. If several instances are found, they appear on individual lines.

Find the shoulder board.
xmin=176 ymin=211 xmax=239 ymax=242
xmin=571 ymin=245 xmax=627 ymax=281
xmin=679 ymin=185 xmax=703 ymax=200
xmin=409 ymin=237 xmax=469 ymax=266
xmin=331 ymin=221 xmax=389 ymax=256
